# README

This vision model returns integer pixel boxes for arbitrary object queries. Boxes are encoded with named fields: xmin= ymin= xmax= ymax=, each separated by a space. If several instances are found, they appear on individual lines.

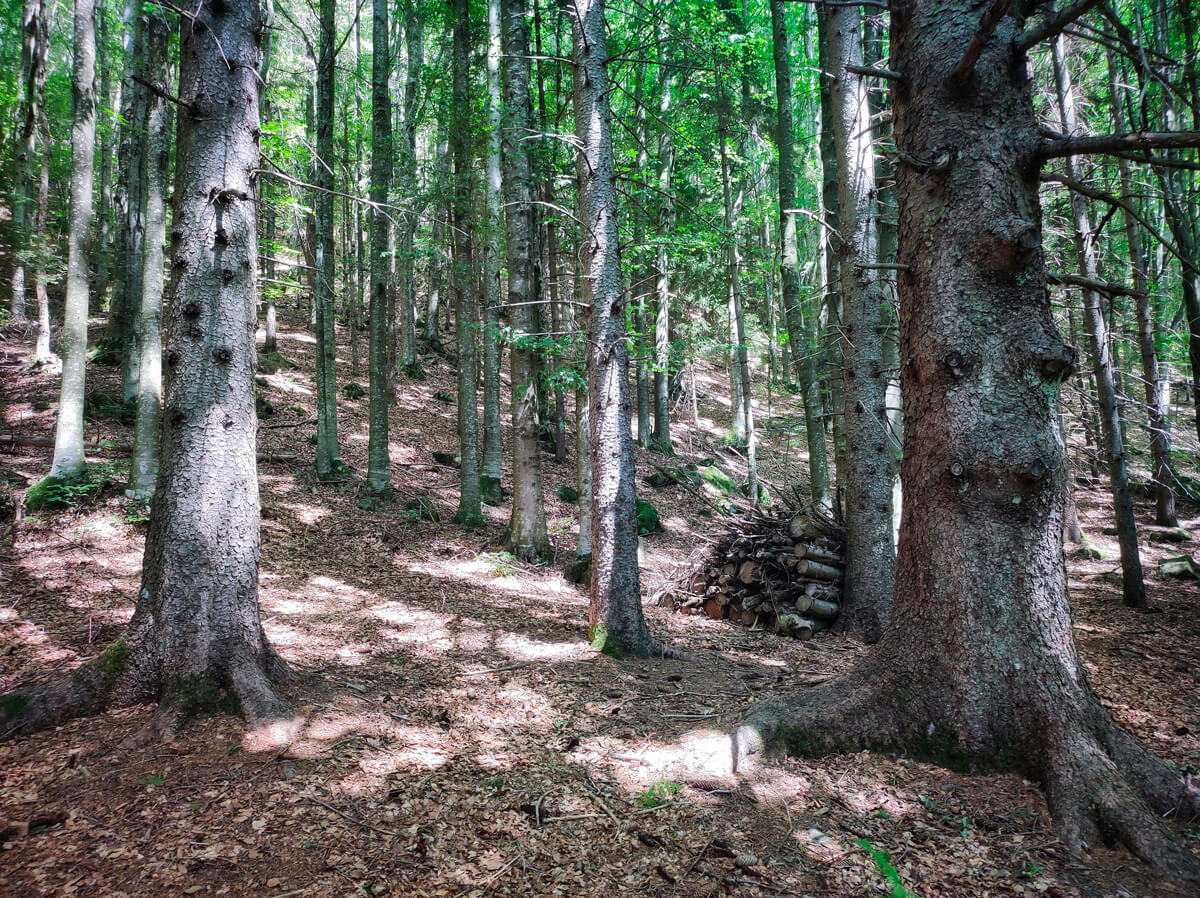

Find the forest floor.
xmin=1 ymin=312 xmax=1198 ymax=898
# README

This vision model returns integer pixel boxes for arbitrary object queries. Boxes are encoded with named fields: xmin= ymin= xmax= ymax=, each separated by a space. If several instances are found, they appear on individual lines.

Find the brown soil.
xmin=1 ymin=313 xmax=1197 ymax=898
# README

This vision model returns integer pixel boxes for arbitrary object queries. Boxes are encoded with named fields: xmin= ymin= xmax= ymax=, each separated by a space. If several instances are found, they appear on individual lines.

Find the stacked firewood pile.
xmin=659 ymin=504 xmax=845 ymax=639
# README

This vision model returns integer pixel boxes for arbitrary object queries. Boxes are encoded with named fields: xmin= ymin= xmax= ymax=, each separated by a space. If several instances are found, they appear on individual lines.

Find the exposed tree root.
xmin=732 ymin=674 xmax=1200 ymax=888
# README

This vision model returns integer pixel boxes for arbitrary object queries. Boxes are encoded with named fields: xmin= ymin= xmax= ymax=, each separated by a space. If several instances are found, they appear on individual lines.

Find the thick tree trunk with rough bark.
xmin=572 ymin=0 xmax=661 ymax=659
xmin=366 ymin=0 xmax=392 ymax=496
xmin=825 ymin=2 xmax=893 ymax=640
xmin=771 ymin=0 xmax=829 ymax=511
xmin=451 ymin=0 xmax=481 ymax=524
xmin=1051 ymin=38 xmax=1145 ymax=609
xmin=735 ymin=3 xmax=1200 ymax=886
xmin=502 ymin=0 xmax=548 ymax=559
xmin=3 ymin=0 xmax=296 ymax=746
xmin=313 ymin=0 xmax=341 ymax=479
xmin=50 ymin=0 xmax=99 ymax=481
xmin=127 ymin=11 xmax=172 ymax=501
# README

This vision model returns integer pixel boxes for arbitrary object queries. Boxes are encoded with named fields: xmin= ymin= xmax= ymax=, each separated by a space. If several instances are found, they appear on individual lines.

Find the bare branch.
xmin=1048 ymin=272 xmax=1145 ymax=298
xmin=1040 ymin=130 xmax=1200 ymax=159
xmin=1017 ymin=0 xmax=1105 ymax=52
xmin=950 ymin=0 xmax=1011 ymax=84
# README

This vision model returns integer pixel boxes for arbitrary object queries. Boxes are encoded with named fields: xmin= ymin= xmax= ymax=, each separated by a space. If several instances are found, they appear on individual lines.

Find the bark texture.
xmin=826 ymin=1 xmax=894 ymax=640
xmin=481 ymin=0 xmax=504 ymax=495
xmin=572 ymin=0 xmax=660 ymax=659
xmin=3 ymin=0 xmax=295 ymax=744
xmin=366 ymin=0 xmax=392 ymax=496
xmin=734 ymin=3 xmax=1200 ymax=887
xmin=50 ymin=0 xmax=99 ymax=481
xmin=502 ymin=0 xmax=549 ymax=560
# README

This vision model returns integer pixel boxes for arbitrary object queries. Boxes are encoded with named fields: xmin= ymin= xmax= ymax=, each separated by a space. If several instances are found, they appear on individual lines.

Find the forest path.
xmin=1 ymin=315 xmax=1197 ymax=897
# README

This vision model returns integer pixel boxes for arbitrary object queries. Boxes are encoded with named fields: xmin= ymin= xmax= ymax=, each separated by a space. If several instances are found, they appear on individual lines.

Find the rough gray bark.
xmin=771 ymin=0 xmax=829 ymax=510
xmin=259 ymin=0 xmax=277 ymax=355
xmin=572 ymin=0 xmax=662 ymax=659
xmin=313 ymin=0 xmax=342 ymax=479
xmin=1051 ymin=38 xmax=1145 ymax=609
xmin=452 ymin=0 xmax=481 ymax=525
xmin=93 ymin=0 xmax=119 ymax=311
xmin=366 ymin=0 xmax=393 ymax=496
xmin=825 ymin=1 xmax=893 ymax=640
xmin=735 ymin=3 xmax=1200 ymax=886
xmin=3 ymin=0 xmax=296 ymax=746
xmin=127 ymin=10 xmax=171 ymax=501
xmin=50 ymin=0 xmax=99 ymax=480
xmin=501 ymin=0 xmax=549 ymax=558
xmin=480 ymin=0 xmax=504 ymax=498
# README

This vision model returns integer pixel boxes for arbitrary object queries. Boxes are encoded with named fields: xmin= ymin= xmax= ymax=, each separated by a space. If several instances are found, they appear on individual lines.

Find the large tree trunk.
xmin=825 ymin=1 xmax=894 ymax=640
xmin=126 ymin=10 xmax=171 ymax=501
xmin=1050 ymin=38 xmax=1146 ymax=609
xmin=771 ymin=0 xmax=830 ymax=511
xmin=50 ymin=0 xmax=98 ymax=480
xmin=451 ymin=0 xmax=481 ymax=525
xmin=735 ymin=3 xmax=1200 ymax=886
xmin=3 ymin=0 xmax=295 ymax=745
xmin=572 ymin=0 xmax=662 ymax=659
xmin=366 ymin=0 xmax=393 ymax=496
xmin=313 ymin=0 xmax=342 ymax=479
xmin=502 ymin=0 xmax=549 ymax=559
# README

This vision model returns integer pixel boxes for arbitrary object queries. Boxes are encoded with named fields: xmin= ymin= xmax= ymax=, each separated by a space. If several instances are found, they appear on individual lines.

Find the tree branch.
xmin=844 ymin=64 xmax=906 ymax=83
xmin=1017 ymin=0 xmax=1105 ymax=52
xmin=1040 ymin=130 xmax=1200 ymax=159
xmin=950 ymin=0 xmax=1011 ymax=84
xmin=1048 ymin=272 xmax=1145 ymax=298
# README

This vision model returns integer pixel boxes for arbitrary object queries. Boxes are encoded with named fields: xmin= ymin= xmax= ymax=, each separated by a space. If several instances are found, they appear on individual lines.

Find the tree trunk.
xmin=259 ymin=0 xmax=278 ymax=355
xmin=480 ymin=0 xmax=504 ymax=499
xmin=366 ymin=0 xmax=393 ymax=496
xmin=3 ymin=0 xmax=296 ymax=746
xmin=572 ymin=0 xmax=662 ymax=659
xmin=50 ymin=0 xmax=98 ymax=480
xmin=771 ymin=0 xmax=830 ymax=511
xmin=735 ymin=4 xmax=1200 ymax=886
xmin=452 ymin=0 xmax=481 ymax=525
xmin=127 ymin=10 xmax=171 ymax=501
xmin=502 ymin=0 xmax=549 ymax=558
xmin=313 ymin=0 xmax=342 ymax=479
xmin=652 ymin=31 xmax=676 ymax=455
xmin=1106 ymin=48 xmax=1176 ymax=527
xmin=397 ymin=0 xmax=422 ymax=373
xmin=117 ymin=11 xmax=149 ymax=403
xmin=10 ymin=0 xmax=46 ymax=325
xmin=825 ymin=1 xmax=893 ymax=640
xmin=1051 ymin=38 xmax=1146 ymax=609
xmin=93 ymin=0 xmax=118 ymax=312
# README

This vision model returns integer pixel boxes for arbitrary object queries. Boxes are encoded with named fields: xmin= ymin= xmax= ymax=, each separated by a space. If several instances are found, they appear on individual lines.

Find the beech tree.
xmin=735 ymin=2 xmax=1200 ymax=885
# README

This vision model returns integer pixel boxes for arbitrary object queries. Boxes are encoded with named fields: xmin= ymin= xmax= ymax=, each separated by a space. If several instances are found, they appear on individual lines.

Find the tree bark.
xmin=3 ymin=0 xmax=296 ymax=746
xmin=397 ymin=0 xmax=422 ymax=373
xmin=313 ymin=0 xmax=342 ymax=479
xmin=1050 ymin=37 xmax=1146 ymax=609
xmin=50 ymin=0 xmax=98 ymax=480
xmin=825 ymin=1 xmax=894 ymax=640
xmin=480 ymin=0 xmax=504 ymax=499
xmin=502 ymin=0 xmax=549 ymax=558
xmin=572 ymin=0 xmax=662 ymax=659
xmin=127 ymin=10 xmax=172 ymax=501
xmin=771 ymin=0 xmax=830 ymax=510
xmin=735 ymin=4 xmax=1200 ymax=886
xmin=367 ymin=0 xmax=393 ymax=496
xmin=10 ymin=0 xmax=46 ymax=325
xmin=652 ymin=26 xmax=677 ymax=454
xmin=451 ymin=0 xmax=481 ymax=524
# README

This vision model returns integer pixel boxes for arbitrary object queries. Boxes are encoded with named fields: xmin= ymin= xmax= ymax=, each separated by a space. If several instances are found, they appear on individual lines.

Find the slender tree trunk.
xmin=259 ymin=0 xmax=278 ymax=355
xmin=652 ymin=30 xmax=676 ymax=454
xmin=771 ymin=0 xmax=829 ymax=510
xmin=10 ymin=0 xmax=45 ymax=325
xmin=50 ymin=0 xmax=99 ymax=480
xmin=93 ymin=0 xmax=117 ymax=311
xmin=1051 ymin=38 xmax=1146 ymax=609
xmin=367 ymin=0 xmax=393 ymax=496
xmin=736 ymin=5 xmax=1200 ymax=886
xmin=1106 ymin=48 xmax=1176 ymax=527
xmin=500 ymin=0 xmax=549 ymax=557
xmin=826 ymin=1 xmax=893 ymax=640
xmin=127 ymin=11 xmax=171 ymax=501
xmin=451 ymin=0 xmax=481 ymax=524
xmin=314 ymin=0 xmax=342 ymax=478
xmin=480 ymin=0 xmax=504 ymax=499
xmin=31 ymin=108 xmax=54 ymax=366
xmin=397 ymin=0 xmax=422 ymax=373
xmin=572 ymin=0 xmax=662 ymax=659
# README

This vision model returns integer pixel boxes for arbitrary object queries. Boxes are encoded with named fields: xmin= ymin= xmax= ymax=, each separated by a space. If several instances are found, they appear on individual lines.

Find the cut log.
xmin=789 ymin=513 xmax=836 ymax=540
xmin=793 ymin=543 xmax=843 ymax=565
xmin=795 ymin=558 xmax=842 ymax=581
xmin=703 ymin=598 xmax=727 ymax=620
xmin=806 ymin=598 xmax=840 ymax=620
xmin=737 ymin=561 xmax=759 ymax=584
